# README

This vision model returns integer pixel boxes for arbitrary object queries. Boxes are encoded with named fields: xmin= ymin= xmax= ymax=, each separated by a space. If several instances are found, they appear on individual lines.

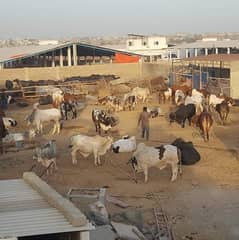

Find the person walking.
xmin=138 ymin=106 xmax=151 ymax=140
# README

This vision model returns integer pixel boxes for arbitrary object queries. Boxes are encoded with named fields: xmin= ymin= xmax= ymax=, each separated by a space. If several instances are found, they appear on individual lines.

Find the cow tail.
xmin=177 ymin=148 xmax=182 ymax=175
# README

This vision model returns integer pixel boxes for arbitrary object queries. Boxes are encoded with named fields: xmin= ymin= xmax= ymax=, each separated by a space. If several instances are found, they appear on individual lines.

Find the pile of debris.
xmin=67 ymin=188 xmax=175 ymax=240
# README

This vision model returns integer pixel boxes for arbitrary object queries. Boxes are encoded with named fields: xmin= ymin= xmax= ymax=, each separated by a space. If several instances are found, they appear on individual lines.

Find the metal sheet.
xmin=0 ymin=179 xmax=93 ymax=238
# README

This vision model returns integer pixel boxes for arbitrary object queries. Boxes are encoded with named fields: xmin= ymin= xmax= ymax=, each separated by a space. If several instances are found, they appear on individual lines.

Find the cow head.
xmin=112 ymin=146 xmax=120 ymax=153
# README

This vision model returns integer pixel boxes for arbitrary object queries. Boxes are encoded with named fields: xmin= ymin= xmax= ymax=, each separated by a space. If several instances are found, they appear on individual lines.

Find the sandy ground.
xmin=1 ymin=98 xmax=239 ymax=240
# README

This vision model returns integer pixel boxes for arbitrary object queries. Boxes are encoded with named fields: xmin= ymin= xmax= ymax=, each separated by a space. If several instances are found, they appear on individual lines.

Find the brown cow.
xmin=215 ymin=98 xmax=234 ymax=125
xmin=193 ymin=111 xmax=213 ymax=142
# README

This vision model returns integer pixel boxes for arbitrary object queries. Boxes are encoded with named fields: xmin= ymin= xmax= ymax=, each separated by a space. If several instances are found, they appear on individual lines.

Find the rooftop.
xmin=0 ymin=172 xmax=93 ymax=238
xmin=183 ymin=54 xmax=239 ymax=62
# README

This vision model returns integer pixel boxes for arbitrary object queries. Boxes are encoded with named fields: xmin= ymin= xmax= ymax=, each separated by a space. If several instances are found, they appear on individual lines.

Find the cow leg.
xmin=181 ymin=118 xmax=186 ymax=128
xmin=93 ymin=150 xmax=100 ymax=166
xmin=170 ymin=162 xmax=178 ymax=181
xmin=143 ymin=167 xmax=148 ymax=183
xmin=71 ymin=148 xmax=78 ymax=165
xmin=65 ymin=104 xmax=68 ymax=120
xmin=56 ymin=121 xmax=60 ymax=134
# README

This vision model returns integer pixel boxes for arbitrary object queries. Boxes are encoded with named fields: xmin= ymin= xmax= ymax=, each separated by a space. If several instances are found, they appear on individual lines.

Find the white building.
xmin=38 ymin=40 xmax=59 ymax=45
xmin=125 ymin=34 xmax=176 ymax=62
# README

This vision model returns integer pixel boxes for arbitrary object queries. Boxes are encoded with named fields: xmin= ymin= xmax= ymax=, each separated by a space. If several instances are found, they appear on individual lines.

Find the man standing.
xmin=138 ymin=106 xmax=151 ymax=140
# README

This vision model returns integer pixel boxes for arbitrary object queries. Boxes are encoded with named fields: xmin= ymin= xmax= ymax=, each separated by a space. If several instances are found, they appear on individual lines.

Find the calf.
xmin=169 ymin=104 xmax=196 ymax=128
xmin=129 ymin=143 xmax=181 ymax=183
xmin=147 ymin=106 xmax=162 ymax=118
xmin=92 ymin=109 xmax=118 ymax=134
xmin=69 ymin=134 xmax=113 ymax=165
xmin=33 ymin=140 xmax=57 ymax=175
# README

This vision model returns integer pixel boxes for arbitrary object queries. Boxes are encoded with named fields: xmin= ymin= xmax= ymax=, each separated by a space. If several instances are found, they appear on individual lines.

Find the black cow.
xmin=61 ymin=102 xmax=77 ymax=120
xmin=92 ymin=109 xmax=118 ymax=134
xmin=169 ymin=103 xmax=196 ymax=128
xmin=171 ymin=138 xmax=200 ymax=165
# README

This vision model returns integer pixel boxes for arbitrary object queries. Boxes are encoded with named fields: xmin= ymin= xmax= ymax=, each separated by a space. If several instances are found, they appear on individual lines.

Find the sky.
xmin=1 ymin=0 xmax=238 ymax=39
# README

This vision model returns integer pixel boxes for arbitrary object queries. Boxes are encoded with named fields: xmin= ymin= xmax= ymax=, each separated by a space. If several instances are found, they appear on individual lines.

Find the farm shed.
xmin=0 ymin=172 xmax=94 ymax=240
xmin=170 ymin=54 xmax=239 ymax=99
xmin=0 ymin=42 xmax=141 ymax=69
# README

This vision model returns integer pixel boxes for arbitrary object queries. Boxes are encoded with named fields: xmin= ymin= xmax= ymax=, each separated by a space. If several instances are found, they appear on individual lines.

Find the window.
xmin=154 ymin=41 xmax=159 ymax=45
xmin=128 ymin=41 xmax=133 ymax=46
xmin=143 ymin=41 xmax=147 ymax=46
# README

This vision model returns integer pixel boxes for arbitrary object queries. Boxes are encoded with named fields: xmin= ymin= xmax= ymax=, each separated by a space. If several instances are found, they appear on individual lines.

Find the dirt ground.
xmin=1 ymin=97 xmax=239 ymax=240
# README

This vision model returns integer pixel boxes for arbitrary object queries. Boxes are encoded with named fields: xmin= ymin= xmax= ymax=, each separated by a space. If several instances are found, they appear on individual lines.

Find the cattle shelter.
xmin=170 ymin=54 xmax=239 ymax=99
xmin=0 ymin=42 xmax=141 ymax=69
xmin=0 ymin=172 xmax=94 ymax=240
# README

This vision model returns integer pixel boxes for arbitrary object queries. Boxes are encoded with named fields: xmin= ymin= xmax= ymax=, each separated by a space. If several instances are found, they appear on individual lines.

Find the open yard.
xmin=1 ymin=97 xmax=239 ymax=240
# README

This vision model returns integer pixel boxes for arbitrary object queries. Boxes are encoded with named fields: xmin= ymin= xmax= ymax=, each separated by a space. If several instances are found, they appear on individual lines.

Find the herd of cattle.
xmin=0 ymin=82 xmax=235 ymax=183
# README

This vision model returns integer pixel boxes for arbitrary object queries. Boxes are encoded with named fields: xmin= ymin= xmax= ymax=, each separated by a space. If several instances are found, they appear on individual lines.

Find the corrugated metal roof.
xmin=171 ymin=40 xmax=239 ymax=49
xmin=0 ymin=179 xmax=93 ymax=238
xmin=0 ymin=42 xmax=142 ymax=64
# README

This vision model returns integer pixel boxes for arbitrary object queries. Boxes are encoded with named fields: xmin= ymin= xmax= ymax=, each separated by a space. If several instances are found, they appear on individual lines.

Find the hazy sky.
xmin=1 ymin=0 xmax=238 ymax=39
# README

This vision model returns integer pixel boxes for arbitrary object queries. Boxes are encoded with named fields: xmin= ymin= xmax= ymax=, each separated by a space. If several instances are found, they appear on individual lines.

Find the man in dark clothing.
xmin=138 ymin=106 xmax=151 ymax=140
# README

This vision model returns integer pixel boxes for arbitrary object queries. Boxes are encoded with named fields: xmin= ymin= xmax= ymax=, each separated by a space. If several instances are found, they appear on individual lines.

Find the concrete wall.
xmin=230 ymin=61 xmax=239 ymax=99
xmin=0 ymin=62 xmax=171 ymax=87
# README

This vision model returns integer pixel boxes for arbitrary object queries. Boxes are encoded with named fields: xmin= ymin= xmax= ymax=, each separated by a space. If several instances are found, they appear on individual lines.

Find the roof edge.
xmin=23 ymin=172 xmax=88 ymax=227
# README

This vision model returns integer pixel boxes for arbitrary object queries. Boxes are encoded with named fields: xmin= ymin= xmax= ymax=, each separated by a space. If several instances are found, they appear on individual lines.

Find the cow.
xmin=69 ymin=134 xmax=113 ymax=165
xmin=131 ymin=87 xmax=150 ymax=103
xmin=123 ymin=95 xmax=137 ymax=111
xmin=209 ymin=94 xmax=225 ymax=111
xmin=2 ymin=117 xmax=17 ymax=129
xmin=147 ymin=106 xmax=162 ymax=118
xmin=174 ymin=89 xmax=185 ymax=105
xmin=112 ymin=135 xmax=136 ymax=153
xmin=169 ymin=104 xmax=196 ymax=128
xmin=215 ymin=99 xmax=233 ymax=125
xmin=92 ymin=109 xmax=118 ymax=134
xmin=0 ymin=116 xmax=8 ymax=154
xmin=33 ymin=140 xmax=57 ymax=175
xmin=25 ymin=103 xmax=62 ymax=135
xmin=171 ymin=138 xmax=201 ymax=165
xmin=129 ymin=143 xmax=182 ymax=183
xmin=158 ymin=87 xmax=172 ymax=104
xmin=192 ymin=111 xmax=213 ymax=141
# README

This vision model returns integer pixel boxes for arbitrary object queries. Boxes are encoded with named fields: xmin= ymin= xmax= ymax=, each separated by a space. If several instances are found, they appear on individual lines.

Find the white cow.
xmin=25 ymin=103 xmax=61 ymax=135
xmin=69 ymin=134 xmax=113 ymax=165
xmin=112 ymin=136 xmax=136 ymax=153
xmin=131 ymin=87 xmax=150 ymax=103
xmin=209 ymin=94 xmax=225 ymax=109
xmin=129 ymin=143 xmax=181 ymax=182
xmin=175 ymin=89 xmax=185 ymax=105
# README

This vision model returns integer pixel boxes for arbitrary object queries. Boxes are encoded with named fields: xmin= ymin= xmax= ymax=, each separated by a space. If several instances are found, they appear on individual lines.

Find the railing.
xmin=18 ymin=81 xmax=94 ymax=99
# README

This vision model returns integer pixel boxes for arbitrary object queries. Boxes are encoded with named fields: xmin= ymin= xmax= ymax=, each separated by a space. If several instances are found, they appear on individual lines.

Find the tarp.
xmin=114 ymin=52 xmax=140 ymax=63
